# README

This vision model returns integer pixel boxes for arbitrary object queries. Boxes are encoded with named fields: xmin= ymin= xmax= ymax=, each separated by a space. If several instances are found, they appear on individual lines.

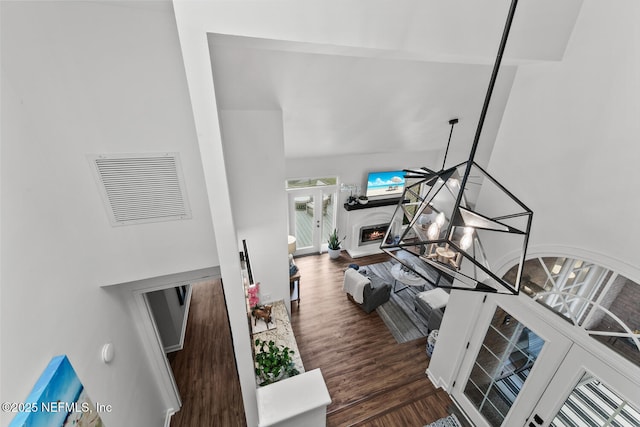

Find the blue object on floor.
xmin=348 ymin=264 xmax=359 ymax=270
xmin=423 ymin=414 xmax=461 ymax=427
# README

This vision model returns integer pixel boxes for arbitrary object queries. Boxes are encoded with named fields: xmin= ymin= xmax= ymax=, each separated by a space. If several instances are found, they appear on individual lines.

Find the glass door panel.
xmin=551 ymin=374 xmax=640 ymax=427
xmin=463 ymin=306 xmax=545 ymax=425
xmin=290 ymin=191 xmax=316 ymax=251
xmin=319 ymin=191 xmax=335 ymax=249
xmin=530 ymin=345 xmax=640 ymax=427
xmin=452 ymin=296 xmax=572 ymax=427
xmin=287 ymin=188 xmax=335 ymax=255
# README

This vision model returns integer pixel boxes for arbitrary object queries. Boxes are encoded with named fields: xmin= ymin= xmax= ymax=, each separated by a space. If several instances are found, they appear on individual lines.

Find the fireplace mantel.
xmin=343 ymin=197 xmax=405 ymax=211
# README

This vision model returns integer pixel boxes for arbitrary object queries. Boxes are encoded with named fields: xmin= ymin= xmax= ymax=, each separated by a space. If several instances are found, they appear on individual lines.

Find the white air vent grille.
xmin=90 ymin=153 xmax=192 ymax=226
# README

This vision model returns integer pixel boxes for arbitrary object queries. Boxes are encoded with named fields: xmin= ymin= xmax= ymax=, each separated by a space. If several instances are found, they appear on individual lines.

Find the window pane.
xmin=292 ymin=193 xmax=314 ymax=248
xmin=506 ymin=257 xmax=640 ymax=368
xmin=463 ymin=306 xmax=545 ymax=426
xmin=286 ymin=177 xmax=337 ymax=189
xmin=551 ymin=374 xmax=640 ymax=427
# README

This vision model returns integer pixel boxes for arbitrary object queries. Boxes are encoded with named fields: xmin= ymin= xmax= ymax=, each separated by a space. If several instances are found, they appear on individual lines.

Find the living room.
xmin=2 ymin=1 xmax=640 ymax=427
xmin=179 ymin=0 xmax=640 ymax=425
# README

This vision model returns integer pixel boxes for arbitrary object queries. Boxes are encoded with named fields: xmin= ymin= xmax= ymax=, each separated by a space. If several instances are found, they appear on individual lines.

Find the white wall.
xmin=148 ymin=287 xmax=189 ymax=351
xmin=488 ymin=0 xmax=640 ymax=282
xmin=427 ymin=290 xmax=485 ymax=388
xmin=285 ymin=149 xmax=442 ymax=248
xmin=220 ymin=110 xmax=290 ymax=308
xmin=428 ymin=0 xmax=640 ymax=399
xmin=1 ymin=2 xmax=217 ymax=425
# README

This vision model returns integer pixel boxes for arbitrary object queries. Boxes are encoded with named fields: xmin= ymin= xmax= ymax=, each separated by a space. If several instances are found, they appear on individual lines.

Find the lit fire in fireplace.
xmin=367 ymin=231 xmax=385 ymax=240
xmin=359 ymin=223 xmax=390 ymax=246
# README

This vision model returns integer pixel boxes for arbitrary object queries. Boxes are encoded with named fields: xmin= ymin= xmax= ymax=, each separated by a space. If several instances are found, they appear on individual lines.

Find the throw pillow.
xmin=289 ymin=264 xmax=298 ymax=276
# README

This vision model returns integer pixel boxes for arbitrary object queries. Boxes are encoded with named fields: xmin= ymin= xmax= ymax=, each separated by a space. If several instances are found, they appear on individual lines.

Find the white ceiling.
xmin=206 ymin=0 xmax=582 ymax=163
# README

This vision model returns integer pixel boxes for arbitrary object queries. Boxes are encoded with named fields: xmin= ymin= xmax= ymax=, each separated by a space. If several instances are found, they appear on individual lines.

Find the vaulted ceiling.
xmin=206 ymin=0 xmax=583 ymax=164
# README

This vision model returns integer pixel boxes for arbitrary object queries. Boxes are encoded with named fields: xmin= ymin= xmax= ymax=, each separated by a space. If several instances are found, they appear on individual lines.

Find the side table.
xmin=290 ymin=271 xmax=301 ymax=305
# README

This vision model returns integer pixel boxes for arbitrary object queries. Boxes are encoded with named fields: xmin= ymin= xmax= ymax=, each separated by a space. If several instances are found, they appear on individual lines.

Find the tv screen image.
xmin=365 ymin=170 xmax=405 ymax=198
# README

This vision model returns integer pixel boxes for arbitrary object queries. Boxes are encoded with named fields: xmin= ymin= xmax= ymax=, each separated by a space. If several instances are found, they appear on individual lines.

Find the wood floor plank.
xmin=169 ymin=251 xmax=461 ymax=427
xmin=292 ymin=251 xmax=458 ymax=426
xmin=170 ymin=279 xmax=246 ymax=427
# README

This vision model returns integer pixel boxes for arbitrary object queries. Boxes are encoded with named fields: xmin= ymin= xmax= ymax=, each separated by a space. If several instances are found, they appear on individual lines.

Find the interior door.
xmin=287 ymin=188 xmax=335 ymax=255
xmin=527 ymin=344 xmax=640 ymax=427
xmin=451 ymin=296 xmax=573 ymax=427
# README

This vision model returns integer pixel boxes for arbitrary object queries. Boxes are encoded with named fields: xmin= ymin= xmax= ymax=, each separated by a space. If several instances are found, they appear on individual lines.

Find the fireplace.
xmin=359 ymin=223 xmax=390 ymax=246
xmin=345 ymin=204 xmax=396 ymax=258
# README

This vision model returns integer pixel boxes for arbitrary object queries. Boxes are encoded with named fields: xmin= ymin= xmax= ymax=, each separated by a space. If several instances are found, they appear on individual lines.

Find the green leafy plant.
xmin=327 ymin=228 xmax=346 ymax=250
xmin=254 ymin=339 xmax=299 ymax=386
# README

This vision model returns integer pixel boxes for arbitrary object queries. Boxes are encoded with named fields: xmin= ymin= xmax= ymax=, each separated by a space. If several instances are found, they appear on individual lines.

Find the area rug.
xmin=424 ymin=414 xmax=461 ymax=427
xmin=365 ymin=260 xmax=434 ymax=343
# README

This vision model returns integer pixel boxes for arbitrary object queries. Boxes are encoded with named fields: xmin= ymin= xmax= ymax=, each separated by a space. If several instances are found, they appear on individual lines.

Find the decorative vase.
xmin=328 ymin=248 xmax=341 ymax=259
xmin=358 ymin=198 xmax=368 ymax=205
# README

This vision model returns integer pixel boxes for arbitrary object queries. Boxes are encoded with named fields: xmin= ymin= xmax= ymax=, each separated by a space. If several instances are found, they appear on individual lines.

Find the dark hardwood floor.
xmin=170 ymin=251 xmax=463 ymax=427
xmin=169 ymin=278 xmax=246 ymax=427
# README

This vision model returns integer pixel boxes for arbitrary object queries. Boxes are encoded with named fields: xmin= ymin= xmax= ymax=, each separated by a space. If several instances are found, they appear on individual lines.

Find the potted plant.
xmin=254 ymin=339 xmax=299 ymax=386
xmin=327 ymin=228 xmax=345 ymax=259
xmin=347 ymin=195 xmax=358 ymax=206
xmin=358 ymin=195 xmax=369 ymax=205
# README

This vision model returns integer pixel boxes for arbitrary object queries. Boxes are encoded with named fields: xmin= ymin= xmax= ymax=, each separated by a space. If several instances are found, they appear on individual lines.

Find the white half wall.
xmin=220 ymin=110 xmax=290 ymax=309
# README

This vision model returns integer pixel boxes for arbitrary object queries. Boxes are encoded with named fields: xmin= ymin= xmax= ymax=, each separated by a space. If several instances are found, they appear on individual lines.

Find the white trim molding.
xmin=102 ymin=266 xmax=221 ymax=419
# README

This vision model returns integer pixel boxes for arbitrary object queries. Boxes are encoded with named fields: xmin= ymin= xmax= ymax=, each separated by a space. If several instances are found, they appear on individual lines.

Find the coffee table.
xmin=390 ymin=262 xmax=429 ymax=293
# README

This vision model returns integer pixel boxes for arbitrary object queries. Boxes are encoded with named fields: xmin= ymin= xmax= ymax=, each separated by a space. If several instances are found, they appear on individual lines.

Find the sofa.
xmin=343 ymin=268 xmax=391 ymax=313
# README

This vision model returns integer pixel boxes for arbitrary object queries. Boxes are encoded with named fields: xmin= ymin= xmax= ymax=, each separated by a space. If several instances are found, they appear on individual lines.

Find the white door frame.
xmin=452 ymin=291 xmax=640 ymax=427
xmin=102 ymin=266 xmax=221 ymax=426
xmin=451 ymin=294 xmax=573 ymax=427
xmin=287 ymin=187 xmax=336 ymax=255
xmin=528 ymin=343 xmax=640 ymax=427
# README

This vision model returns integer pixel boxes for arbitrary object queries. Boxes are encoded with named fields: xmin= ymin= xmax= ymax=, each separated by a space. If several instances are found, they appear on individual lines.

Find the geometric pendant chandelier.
xmin=380 ymin=0 xmax=532 ymax=295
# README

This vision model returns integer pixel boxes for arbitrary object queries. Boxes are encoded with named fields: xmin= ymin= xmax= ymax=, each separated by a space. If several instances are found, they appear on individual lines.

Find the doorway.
xmin=451 ymin=294 xmax=640 ymax=427
xmin=531 ymin=344 xmax=640 ymax=427
xmin=146 ymin=285 xmax=192 ymax=354
xmin=451 ymin=296 xmax=573 ymax=427
xmin=286 ymin=178 xmax=337 ymax=256
xmin=103 ymin=266 xmax=222 ymax=422
xmin=168 ymin=279 xmax=245 ymax=426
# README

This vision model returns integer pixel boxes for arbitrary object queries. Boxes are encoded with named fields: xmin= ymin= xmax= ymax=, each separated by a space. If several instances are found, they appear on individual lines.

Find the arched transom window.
xmin=503 ymin=257 xmax=640 ymax=367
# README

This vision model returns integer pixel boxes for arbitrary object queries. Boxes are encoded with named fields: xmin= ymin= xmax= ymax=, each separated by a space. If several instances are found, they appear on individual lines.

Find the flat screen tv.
xmin=365 ymin=170 xmax=405 ymax=199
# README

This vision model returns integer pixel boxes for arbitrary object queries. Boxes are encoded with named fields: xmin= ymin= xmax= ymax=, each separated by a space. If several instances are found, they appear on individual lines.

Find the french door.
xmin=529 ymin=344 xmax=640 ymax=427
xmin=451 ymin=296 xmax=573 ymax=427
xmin=287 ymin=188 xmax=335 ymax=256
xmin=452 ymin=295 xmax=640 ymax=427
